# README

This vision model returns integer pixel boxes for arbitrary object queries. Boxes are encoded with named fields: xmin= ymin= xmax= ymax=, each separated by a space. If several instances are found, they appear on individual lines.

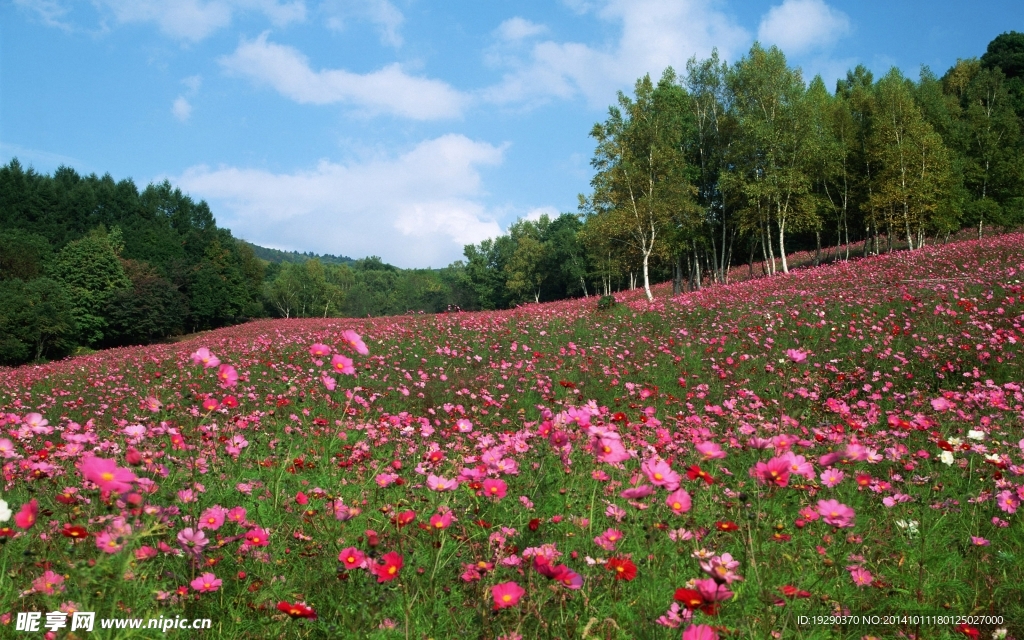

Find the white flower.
xmin=947 ymin=437 xmax=963 ymax=447
xmin=0 ymin=499 xmax=10 ymax=522
xmin=967 ymin=430 xmax=985 ymax=441
xmin=939 ymin=451 xmax=955 ymax=465
xmin=895 ymin=520 xmax=920 ymax=537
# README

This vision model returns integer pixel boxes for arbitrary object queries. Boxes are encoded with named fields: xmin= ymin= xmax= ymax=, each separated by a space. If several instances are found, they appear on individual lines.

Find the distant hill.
xmin=244 ymin=242 xmax=355 ymax=266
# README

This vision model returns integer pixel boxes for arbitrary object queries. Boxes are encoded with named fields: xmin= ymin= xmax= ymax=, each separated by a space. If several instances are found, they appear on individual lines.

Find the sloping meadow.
xmin=1 ymin=234 xmax=1022 ymax=639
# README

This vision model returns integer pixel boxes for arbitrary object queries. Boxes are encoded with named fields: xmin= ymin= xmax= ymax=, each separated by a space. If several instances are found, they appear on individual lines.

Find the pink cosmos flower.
xmin=14 ymin=499 xmax=38 ymax=529
xmin=481 ymin=478 xmax=508 ymax=500
xmin=694 ymin=577 xmax=733 ymax=602
xmin=456 ymin=418 xmax=474 ymax=433
xmin=595 ymin=437 xmax=630 ymax=463
xmin=996 ymin=490 xmax=1020 ymax=514
xmin=429 ymin=512 xmax=453 ymax=530
xmin=930 ymin=397 xmax=953 ymax=412
xmin=642 ymin=458 xmax=681 ymax=490
xmin=338 ymin=547 xmax=366 ymax=570
xmin=198 ymin=506 xmax=227 ymax=531
xmin=370 ymin=552 xmax=403 ymax=582
xmin=781 ymin=452 xmax=815 ymax=480
xmin=309 ymin=343 xmax=332 ymax=357
xmin=695 ymin=441 xmax=726 ymax=460
xmin=322 ymin=374 xmax=337 ymax=391
xmin=682 ymin=624 xmax=719 ymax=640
xmin=492 ymin=581 xmax=526 ymax=609
xmin=820 ymin=468 xmax=845 ymax=488
xmin=594 ymin=528 xmax=623 ymax=551
xmin=970 ymin=536 xmax=990 ymax=546
xmin=217 ymin=364 xmax=238 ymax=388
xmin=619 ymin=485 xmax=654 ymax=500
xmin=191 ymin=572 xmax=222 ymax=593
xmin=190 ymin=347 xmax=220 ymax=368
xmin=700 ymin=553 xmax=743 ymax=584
xmin=848 ymin=566 xmax=873 ymax=587
xmin=817 ymin=499 xmax=856 ymax=528
xmin=665 ymin=488 xmax=692 ymax=515
xmin=177 ymin=527 xmax=209 ymax=551
xmin=202 ymin=397 xmax=220 ymax=412
xmin=331 ymin=354 xmax=355 ymax=375
xmin=426 ymin=474 xmax=458 ymax=491
xmin=79 ymin=456 xmax=136 ymax=495
xmin=135 ymin=546 xmax=158 ymax=560
xmin=243 ymin=527 xmax=270 ymax=547
xmin=786 ymin=349 xmax=809 ymax=364
xmin=752 ymin=456 xmax=790 ymax=487
xmin=33 ymin=570 xmax=65 ymax=595
xmin=340 ymin=330 xmax=369 ymax=355
xmin=143 ymin=396 xmax=163 ymax=412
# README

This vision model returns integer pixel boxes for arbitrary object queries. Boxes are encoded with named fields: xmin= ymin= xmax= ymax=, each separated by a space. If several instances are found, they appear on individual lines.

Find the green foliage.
xmin=104 ymin=260 xmax=189 ymax=345
xmin=0 ymin=277 xmax=77 ymax=364
xmin=47 ymin=232 xmax=131 ymax=345
xmin=0 ymin=228 xmax=51 ymax=281
xmin=596 ymin=294 xmax=617 ymax=310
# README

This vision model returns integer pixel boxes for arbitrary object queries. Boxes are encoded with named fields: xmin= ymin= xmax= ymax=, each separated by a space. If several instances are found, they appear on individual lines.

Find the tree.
xmin=47 ymin=230 xmax=130 ymax=345
xmin=104 ymin=260 xmax=188 ymax=345
xmin=0 ymin=229 xmax=51 ymax=281
xmin=588 ymin=70 xmax=696 ymax=301
xmin=0 ymin=277 xmax=78 ymax=364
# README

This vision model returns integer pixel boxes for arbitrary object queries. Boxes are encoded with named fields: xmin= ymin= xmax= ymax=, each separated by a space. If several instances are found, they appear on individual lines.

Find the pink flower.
xmin=619 ymin=484 xmax=654 ymax=499
xmin=429 ymin=512 xmax=453 ymax=530
xmin=817 ymin=499 xmax=856 ymax=528
xmin=695 ymin=442 xmax=726 ymax=460
xmin=694 ymin=577 xmax=733 ymax=602
xmin=595 ymin=436 xmax=630 ymax=463
xmin=426 ymin=474 xmax=458 ymax=491
xmin=752 ymin=456 xmax=790 ymax=487
xmin=820 ymin=468 xmax=844 ymax=488
xmin=190 ymin=347 xmax=220 ymax=368
xmin=481 ymin=478 xmax=508 ymax=500
xmin=491 ymin=581 xmax=526 ymax=609
xmin=786 ymin=349 xmax=809 ymax=364
xmin=594 ymin=528 xmax=623 ymax=551
xmin=217 ymin=364 xmax=238 ymax=388
xmin=95 ymin=531 xmax=125 ymax=554
xmin=79 ymin=456 xmax=136 ymax=495
xmin=331 ymin=354 xmax=355 ymax=375
xmin=135 ymin=546 xmax=158 ymax=560
xmin=848 ymin=566 xmax=873 ymax=587
xmin=198 ymin=506 xmax=226 ymax=530
xmin=14 ymin=499 xmax=38 ymax=529
xmin=665 ymin=488 xmax=692 ymax=515
xmin=970 ymin=536 xmax=990 ymax=546
xmin=243 ymin=527 xmax=270 ymax=547
xmin=456 ymin=418 xmax=473 ymax=433
xmin=996 ymin=490 xmax=1019 ymax=514
xmin=930 ymin=397 xmax=953 ymax=412
xmin=309 ymin=343 xmax=332 ymax=357
xmin=33 ymin=570 xmax=65 ymax=595
xmin=321 ymin=374 xmax=337 ymax=391
xmin=340 ymin=330 xmax=369 ymax=356
xmin=642 ymin=457 xmax=681 ymax=490
xmin=190 ymin=572 xmax=222 ymax=593
xmin=370 ymin=552 xmax=403 ymax=582
xmin=338 ymin=547 xmax=366 ymax=570
xmin=177 ymin=527 xmax=209 ymax=551
xmin=700 ymin=553 xmax=743 ymax=584
xmin=682 ymin=624 xmax=719 ymax=640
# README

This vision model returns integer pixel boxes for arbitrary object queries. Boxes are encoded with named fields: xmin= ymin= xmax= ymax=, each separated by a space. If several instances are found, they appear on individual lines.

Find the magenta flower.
xmin=79 ymin=456 xmax=136 ymax=495
xmin=191 ymin=572 xmax=222 ymax=593
xmin=243 ymin=527 xmax=270 ymax=547
xmin=970 ymin=536 xmax=990 ymax=546
xmin=190 ymin=347 xmax=220 ymax=368
xmin=426 ymin=474 xmax=458 ymax=491
xmin=665 ymin=488 xmax=692 ymax=515
xmin=820 ymin=468 xmax=844 ymax=488
xmin=338 ymin=547 xmax=366 ymax=570
xmin=429 ymin=511 xmax=453 ymax=530
xmin=682 ymin=624 xmax=719 ymax=640
xmin=492 ymin=581 xmax=526 ymax=609
xmin=848 ymin=566 xmax=873 ymax=587
xmin=198 ymin=506 xmax=227 ymax=531
xmin=786 ymin=349 xmax=809 ymax=363
xmin=700 ymin=553 xmax=743 ymax=584
xmin=641 ymin=457 xmax=681 ymax=490
xmin=309 ymin=343 xmax=332 ymax=357
xmin=331 ymin=354 xmax=355 ymax=375
xmin=177 ymin=527 xmax=209 ymax=551
xmin=619 ymin=484 xmax=654 ymax=499
xmin=481 ymin=478 xmax=508 ymax=500
xmin=32 ymin=570 xmax=65 ymax=595
xmin=340 ymin=330 xmax=369 ymax=355
xmin=595 ymin=436 xmax=630 ymax=463
xmin=695 ymin=441 xmax=726 ymax=460
xmin=217 ymin=364 xmax=238 ymax=388
xmin=752 ymin=456 xmax=790 ymax=487
xmin=14 ymin=498 xmax=38 ymax=529
xmin=817 ymin=499 xmax=856 ymax=528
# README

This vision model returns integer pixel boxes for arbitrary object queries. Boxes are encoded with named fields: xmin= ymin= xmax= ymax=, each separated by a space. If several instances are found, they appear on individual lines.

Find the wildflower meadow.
xmin=1 ymin=233 xmax=1022 ymax=639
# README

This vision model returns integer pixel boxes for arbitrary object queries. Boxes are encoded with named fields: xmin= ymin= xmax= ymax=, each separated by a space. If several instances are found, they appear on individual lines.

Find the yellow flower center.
xmin=101 ymin=472 xmax=114 ymax=482
xmin=502 ymin=594 xmax=512 ymax=602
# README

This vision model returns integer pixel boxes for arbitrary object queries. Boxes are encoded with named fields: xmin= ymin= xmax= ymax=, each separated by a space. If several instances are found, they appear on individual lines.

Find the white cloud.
xmin=757 ymin=0 xmax=850 ymax=55
xmin=95 ymin=0 xmax=306 ymax=41
xmin=172 ymin=97 xmax=193 ymax=121
xmin=13 ymin=0 xmax=75 ymax=31
xmin=496 ymin=17 xmax=547 ymax=42
xmin=322 ymin=0 xmax=404 ymax=47
xmin=483 ymin=0 xmax=750 ymax=108
xmin=220 ymin=33 xmax=467 ymax=119
xmin=175 ymin=135 xmax=506 ymax=268
xmin=522 ymin=206 xmax=560 ymax=223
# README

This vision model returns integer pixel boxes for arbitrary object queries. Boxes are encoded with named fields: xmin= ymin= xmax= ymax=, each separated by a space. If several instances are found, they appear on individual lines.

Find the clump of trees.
xmin=0 ymin=163 xmax=263 ymax=365
xmin=464 ymin=32 xmax=1024 ymax=301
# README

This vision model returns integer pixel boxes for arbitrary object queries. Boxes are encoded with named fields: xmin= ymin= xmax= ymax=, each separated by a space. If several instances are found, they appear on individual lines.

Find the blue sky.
xmin=2 ymin=0 xmax=1020 ymax=268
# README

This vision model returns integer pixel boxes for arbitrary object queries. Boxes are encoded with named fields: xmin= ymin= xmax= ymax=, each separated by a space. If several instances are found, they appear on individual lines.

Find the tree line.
xmin=2 ymin=33 xmax=1022 ymax=365
xmin=465 ymin=32 xmax=1024 ymax=303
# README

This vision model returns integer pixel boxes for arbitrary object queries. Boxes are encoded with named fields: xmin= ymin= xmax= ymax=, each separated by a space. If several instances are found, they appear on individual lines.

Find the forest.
xmin=1 ymin=32 xmax=1022 ymax=366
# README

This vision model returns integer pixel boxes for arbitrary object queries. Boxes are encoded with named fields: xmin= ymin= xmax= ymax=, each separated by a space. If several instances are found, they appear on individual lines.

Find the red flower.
xmin=605 ymin=557 xmax=637 ymax=581
xmin=370 ymin=552 xmax=404 ymax=583
xmin=528 ymin=518 xmax=541 ymax=531
xmin=715 ymin=521 xmax=739 ymax=532
xmin=955 ymin=624 xmax=980 ymax=639
xmin=779 ymin=585 xmax=811 ymax=599
xmin=61 ymin=524 xmax=89 ymax=539
xmin=277 ymin=601 xmax=317 ymax=619
xmin=674 ymin=588 xmax=705 ymax=610
xmin=392 ymin=510 xmax=416 ymax=528
xmin=687 ymin=465 xmax=715 ymax=485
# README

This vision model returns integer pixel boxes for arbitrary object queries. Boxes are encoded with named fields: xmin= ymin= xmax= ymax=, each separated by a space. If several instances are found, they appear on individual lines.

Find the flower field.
xmin=1 ymin=234 xmax=1023 ymax=639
